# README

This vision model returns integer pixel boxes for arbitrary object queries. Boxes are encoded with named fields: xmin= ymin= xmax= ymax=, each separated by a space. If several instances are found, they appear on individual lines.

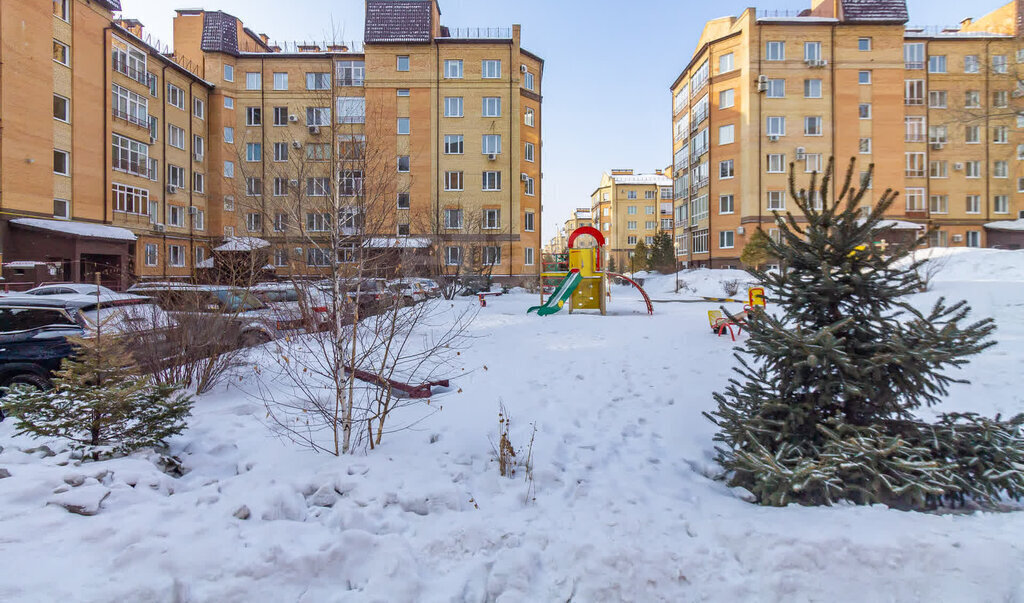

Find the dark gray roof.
xmin=201 ymin=11 xmax=239 ymax=54
xmin=841 ymin=0 xmax=908 ymax=23
xmin=365 ymin=0 xmax=433 ymax=43
xmin=97 ymin=0 xmax=122 ymax=10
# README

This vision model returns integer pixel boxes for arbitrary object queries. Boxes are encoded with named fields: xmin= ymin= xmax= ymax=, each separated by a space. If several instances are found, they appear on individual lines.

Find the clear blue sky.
xmin=123 ymin=0 xmax=1001 ymax=237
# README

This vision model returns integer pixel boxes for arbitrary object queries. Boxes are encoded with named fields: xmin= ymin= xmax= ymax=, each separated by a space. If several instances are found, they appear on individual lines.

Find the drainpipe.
xmin=508 ymin=42 xmax=514 ymax=280
xmin=103 ymin=27 xmax=111 ymax=225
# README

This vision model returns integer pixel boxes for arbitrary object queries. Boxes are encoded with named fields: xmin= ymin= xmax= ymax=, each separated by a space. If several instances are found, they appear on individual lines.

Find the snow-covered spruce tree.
xmin=705 ymin=157 xmax=1024 ymax=508
xmin=4 ymin=324 xmax=192 ymax=458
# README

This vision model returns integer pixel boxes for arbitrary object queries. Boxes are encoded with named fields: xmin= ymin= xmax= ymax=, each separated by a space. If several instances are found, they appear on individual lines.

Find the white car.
xmin=23 ymin=283 xmax=118 ymax=297
xmin=386 ymin=280 xmax=428 ymax=305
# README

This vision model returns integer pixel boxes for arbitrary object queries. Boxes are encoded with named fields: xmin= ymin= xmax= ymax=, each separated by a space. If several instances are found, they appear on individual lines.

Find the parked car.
xmin=23 ymin=283 xmax=118 ymax=297
xmin=0 ymin=293 xmax=174 ymax=393
xmin=408 ymin=278 xmax=442 ymax=298
xmin=250 ymin=282 xmax=334 ymax=330
xmin=127 ymin=283 xmax=302 ymax=346
xmin=386 ymin=280 xmax=428 ymax=306
xmin=314 ymin=279 xmax=395 ymax=315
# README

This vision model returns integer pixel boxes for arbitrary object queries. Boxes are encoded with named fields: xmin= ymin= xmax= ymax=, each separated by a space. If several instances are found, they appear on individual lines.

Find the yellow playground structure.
xmin=707 ymin=287 xmax=767 ymax=340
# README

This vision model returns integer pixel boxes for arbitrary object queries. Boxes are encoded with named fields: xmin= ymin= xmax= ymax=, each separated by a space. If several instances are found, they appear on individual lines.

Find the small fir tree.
xmin=705 ymin=157 xmax=1023 ymax=508
xmin=4 ymin=314 xmax=192 ymax=457
xmin=739 ymin=228 xmax=773 ymax=269
xmin=631 ymin=240 xmax=650 ymax=272
xmin=649 ymin=231 xmax=675 ymax=273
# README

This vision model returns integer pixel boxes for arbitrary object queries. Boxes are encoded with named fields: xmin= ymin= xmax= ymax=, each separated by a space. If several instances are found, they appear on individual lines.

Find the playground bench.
xmin=477 ymin=292 xmax=504 ymax=307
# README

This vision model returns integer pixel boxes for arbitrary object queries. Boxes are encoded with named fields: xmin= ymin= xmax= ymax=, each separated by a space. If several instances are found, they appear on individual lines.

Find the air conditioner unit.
xmin=487 ymin=153 xmax=497 ymax=161
xmin=292 ymin=141 xmax=302 ymax=149
xmin=288 ymin=114 xmax=299 ymax=122
xmin=166 ymin=184 xmax=178 ymax=194
xmin=520 ymin=173 xmax=529 ymax=181
xmin=818 ymin=59 xmax=828 ymax=67
xmin=795 ymin=146 xmax=807 ymax=159
xmin=757 ymin=74 xmax=769 ymax=92
xmin=521 ymin=64 xmax=528 ymax=73
xmin=189 ymin=206 xmax=198 ymax=215
xmin=154 ymin=223 xmax=166 ymax=232
xmin=308 ymin=125 xmax=321 ymax=135
xmin=954 ymin=162 xmax=964 ymax=170
xmin=768 ymin=135 xmax=780 ymax=142
xmin=930 ymin=142 xmax=944 ymax=150
xmin=149 ymin=136 xmax=157 ymax=145
xmin=193 ymin=152 xmax=203 ymax=161
xmin=952 ymin=234 xmax=963 ymax=242
xmin=289 ymin=179 xmax=299 ymax=186
xmin=736 ymin=226 xmax=746 ymax=235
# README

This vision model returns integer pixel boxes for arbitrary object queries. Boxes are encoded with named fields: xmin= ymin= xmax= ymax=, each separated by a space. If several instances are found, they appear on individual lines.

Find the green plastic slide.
xmin=528 ymin=270 xmax=582 ymax=316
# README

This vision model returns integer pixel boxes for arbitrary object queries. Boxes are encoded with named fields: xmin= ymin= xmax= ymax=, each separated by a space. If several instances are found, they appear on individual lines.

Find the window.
xmin=224 ymin=97 xmax=234 ymax=109
xmin=719 ymin=160 xmax=734 ymax=179
xmin=336 ymin=97 xmax=366 ymax=124
xmin=444 ymin=171 xmax=463 ymax=191
xmin=692 ymin=229 xmax=709 ymax=254
xmin=858 ymin=38 xmax=871 ymax=51
xmin=805 ymin=116 xmax=822 ymax=135
xmin=929 ymin=160 xmax=948 ymax=178
xmin=272 ymin=213 xmax=288 ymax=233
xmin=481 ymin=60 xmax=501 ymax=79
xmin=246 ymin=142 xmax=262 ymax=162
xmin=192 ymin=172 xmax=204 ymax=194
xmin=273 ymin=107 xmax=288 ymax=126
xmin=246 ymin=177 xmax=262 ymax=196
xmin=223 ymin=65 xmax=234 ymax=82
xmin=804 ymin=42 xmax=821 ymax=62
xmin=54 ymin=0 xmax=69 ymax=20
xmin=766 ymin=116 xmax=785 ymax=136
xmin=928 ymin=90 xmax=947 ymax=108
xmin=270 ymin=142 xmax=287 ymax=163
xmin=224 ymin=161 xmax=234 ymax=178
xmin=445 ymin=246 xmax=462 ymax=265
xmin=905 ymin=188 xmax=925 ymax=211
xmin=111 ymin=133 xmax=148 ymax=176
xmin=224 ymin=196 xmax=235 ymax=211
xmin=804 ymin=79 xmax=822 ymax=99
xmin=719 ymin=231 xmax=735 ymax=249
xmin=53 ymin=198 xmax=70 ymax=219
xmin=304 ymin=143 xmax=331 ymax=162
xmin=965 ymin=126 xmax=980 ymax=144
xmin=805 ymin=154 xmax=823 ymax=173
xmin=482 ymin=171 xmax=502 ymax=191
xmin=524 ymin=108 xmax=535 ymax=127
xmin=147 ymin=157 xmax=158 ymax=181
xmin=164 ymin=86 xmax=186 ymax=113
xmin=306 ymin=213 xmax=330 ymax=232
xmin=167 ymin=165 xmax=185 ymax=188
xmin=645 ymin=193 xmax=656 ymax=202
xmin=966 ymin=232 xmax=981 ymax=248
xmin=928 ymin=55 xmax=946 ymax=73
xmin=904 ymin=43 xmax=925 ymax=69
xmin=627 ymin=205 xmax=638 ymax=214
xmin=306 ymin=107 xmax=330 ymax=126
xmin=966 ymin=195 xmax=981 ymax=214
xmin=246 ymin=213 xmax=262 ymax=232
xmin=766 ymin=41 xmax=785 ymax=61
xmin=719 ymin=52 xmax=734 ymax=73
xmin=397 ymin=117 xmax=410 ymax=135
xmin=483 ymin=209 xmax=501 ymax=229
xmin=719 ymin=124 xmax=734 ymax=145
xmin=444 ymin=97 xmax=463 ymax=117
xmin=858 ymin=71 xmax=871 ymax=85
xmin=904 ymin=80 xmax=925 ymax=105
xmin=192 ymin=135 xmax=204 ymax=158
xmin=111 ymin=84 xmax=150 ymax=127
xmin=964 ymin=55 xmax=980 ymax=73
xmin=994 ymin=126 xmax=1008 ymax=144
xmin=719 ymin=88 xmax=734 ymax=109
xmin=627 ymin=221 xmax=638 ymax=230
xmin=994 ymin=161 xmax=1008 ymax=179
xmin=53 ymin=149 xmax=69 ymax=175
xmin=192 ymin=97 xmax=204 ymax=120
xmin=397 ymin=89 xmax=410 ymax=97
xmin=53 ymin=94 xmax=72 ymax=123
xmin=337 ymin=60 xmax=365 ymax=86
xmin=766 ymin=79 xmax=785 ymax=98
xmin=994 ymin=195 xmax=1009 ymax=213
xmin=112 ymin=37 xmax=148 ymax=84
xmin=444 ymin=209 xmax=463 ymax=229
xmin=965 ymin=161 xmax=981 ymax=178
xmin=965 ymin=90 xmax=981 ymax=108
xmin=273 ymin=178 xmax=288 ymax=197
xmin=111 ymin=183 xmax=149 ymax=214
xmin=246 ymin=107 xmax=262 ymax=126
xmin=524 ymin=177 xmax=535 ymax=196
xmin=524 ymin=247 xmax=535 ymax=266
xmin=306 ymin=72 xmax=330 ymax=90
xmin=628 ymin=192 xmax=637 ymax=201
xmin=1019 ymin=144 xmax=1024 ymax=160
xmin=482 ymin=135 xmax=502 ymax=155
xmin=246 ymin=72 xmax=261 ymax=90
xmin=906 ymin=152 xmax=926 ymax=177
xmin=307 ymin=177 xmax=330 ymax=197
xmin=858 ymin=104 xmax=871 ymax=119
xmin=767 ymin=191 xmax=785 ymax=211
xmin=524 ymin=72 xmax=535 ymax=91
xmin=524 ymin=142 xmax=535 ymax=162
xmin=859 ymin=138 xmax=872 ymax=154
xmin=444 ymin=60 xmax=463 ymax=79
xmin=144 ymin=244 xmax=158 ymax=266
xmin=627 ymin=236 xmax=638 ymax=245
xmin=929 ymin=195 xmax=948 ymax=214
xmin=993 ymin=91 xmax=1008 ymax=108
xmin=168 ymin=205 xmax=185 ymax=227
xmin=719 ymin=195 xmax=734 ymax=214
xmin=992 ymin=55 xmax=1007 ymax=74
xmin=166 ymin=125 xmax=185 ymax=150
xmin=483 ymin=246 xmax=501 ymax=266
xmin=482 ymin=97 xmax=502 ymax=117
xmin=444 ymin=135 xmax=464 ymax=154
xmin=396 ymin=55 xmax=410 ymax=71
xmin=928 ymin=125 xmax=948 ymax=145
xmin=766 ymin=153 xmax=786 ymax=173
xmin=53 ymin=40 xmax=69 ymax=66
xmin=147 ymin=73 xmax=159 ymax=97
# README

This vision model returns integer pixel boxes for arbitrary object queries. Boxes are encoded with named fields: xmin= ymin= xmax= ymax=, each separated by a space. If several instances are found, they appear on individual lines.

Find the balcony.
xmin=112 ymin=57 xmax=148 ymax=85
xmin=112 ymin=157 xmax=148 ymax=177
xmin=112 ymin=108 xmax=150 ymax=129
xmin=337 ymin=76 xmax=364 ymax=87
xmin=690 ymin=110 xmax=708 ymax=132
xmin=905 ymin=61 xmax=925 ymax=70
xmin=905 ymin=97 xmax=924 ymax=106
xmin=690 ymin=178 xmax=709 ymax=195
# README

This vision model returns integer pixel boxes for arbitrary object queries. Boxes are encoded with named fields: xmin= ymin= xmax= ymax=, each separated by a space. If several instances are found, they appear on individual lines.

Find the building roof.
xmin=201 ymin=11 xmax=240 ymax=54
xmin=97 ymin=0 xmax=122 ymax=11
xmin=984 ymin=219 xmax=1024 ymax=232
xmin=611 ymin=174 xmax=673 ymax=186
xmin=364 ymin=237 xmax=432 ymax=249
xmin=10 ymin=218 xmax=137 ymax=242
xmin=365 ymin=0 xmax=433 ymax=43
xmin=214 ymin=237 xmax=271 ymax=252
xmin=840 ymin=0 xmax=908 ymax=23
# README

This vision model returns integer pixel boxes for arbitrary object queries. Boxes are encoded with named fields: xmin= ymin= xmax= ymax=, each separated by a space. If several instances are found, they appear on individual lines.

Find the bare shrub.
xmin=722 ymin=279 xmax=742 ymax=297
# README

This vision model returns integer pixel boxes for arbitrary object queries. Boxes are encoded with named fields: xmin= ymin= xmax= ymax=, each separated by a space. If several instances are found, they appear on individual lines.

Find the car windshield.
xmin=214 ymin=290 xmax=266 ymax=312
xmin=78 ymin=303 xmax=174 ymax=333
xmin=254 ymin=289 xmax=300 ymax=303
xmin=0 ymin=307 xmax=77 ymax=332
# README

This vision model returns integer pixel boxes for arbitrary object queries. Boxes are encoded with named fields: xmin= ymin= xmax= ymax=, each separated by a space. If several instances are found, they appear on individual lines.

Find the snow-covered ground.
xmin=2 ymin=250 xmax=1023 ymax=602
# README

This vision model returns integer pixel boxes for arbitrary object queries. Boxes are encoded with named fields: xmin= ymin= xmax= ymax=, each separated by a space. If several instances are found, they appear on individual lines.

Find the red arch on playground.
xmin=567 ymin=226 xmax=605 ymax=249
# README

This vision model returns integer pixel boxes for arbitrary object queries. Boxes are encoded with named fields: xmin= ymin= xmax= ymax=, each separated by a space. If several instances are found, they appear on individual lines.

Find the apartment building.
xmin=563 ymin=207 xmax=595 ymax=247
xmin=0 ymin=0 xmax=541 ymax=286
xmin=590 ymin=169 xmax=674 ymax=271
xmin=669 ymin=0 xmax=1024 ymax=269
